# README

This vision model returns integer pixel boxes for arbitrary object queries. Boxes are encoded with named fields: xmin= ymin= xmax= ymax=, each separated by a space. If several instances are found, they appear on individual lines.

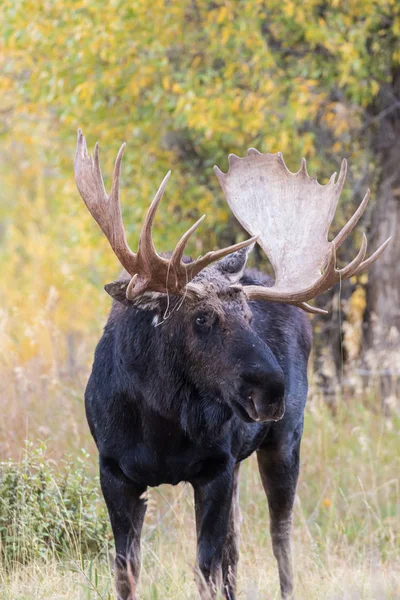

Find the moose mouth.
xmin=231 ymin=392 xmax=285 ymax=424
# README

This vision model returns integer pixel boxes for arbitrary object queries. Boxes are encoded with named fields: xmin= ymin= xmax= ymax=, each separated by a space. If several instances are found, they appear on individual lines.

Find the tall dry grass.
xmin=0 ymin=322 xmax=399 ymax=598
xmin=0 ymin=432 xmax=399 ymax=599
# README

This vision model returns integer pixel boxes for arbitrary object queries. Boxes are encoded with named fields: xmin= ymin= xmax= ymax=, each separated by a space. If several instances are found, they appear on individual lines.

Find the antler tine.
xmin=355 ymin=236 xmax=392 ymax=274
xmin=336 ymin=158 xmax=348 ymax=194
xmin=338 ymin=233 xmax=367 ymax=279
xmin=298 ymin=157 xmax=308 ymax=176
xmin=187 ymin=235 xmax=259 ymax=279
xmin=75 ymin=130 xmax=107 ymax=212
xmin=109 ymin=142 xmax=126 ymax=204
xmin=333 ymin=189 xmax=370 ymax=250
xmin=77 ymin=127 xmax=89 ymax=159
xmin=296 ymin=302 xmax=329 ymax=315
xmin=137 ymin=171 xmax=171 ymax=262
xmin=77 ymin=128 xmax=88 ymax=159
xmin=171 ymin=215 xmax=206 ymax=267
xmin=93 ymin=142 xmax=107 ymax=195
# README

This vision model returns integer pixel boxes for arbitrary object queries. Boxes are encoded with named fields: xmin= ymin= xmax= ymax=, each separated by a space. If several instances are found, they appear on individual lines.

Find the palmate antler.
xmin=74 ymin=130 xmax=257 ymax=300
xmin=215 ymin=150 xmax=391 ymax=315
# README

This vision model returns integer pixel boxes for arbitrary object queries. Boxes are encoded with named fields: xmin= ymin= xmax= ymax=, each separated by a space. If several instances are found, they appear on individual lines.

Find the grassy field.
xmin=1 ymin=334 xmax=399 ymax=599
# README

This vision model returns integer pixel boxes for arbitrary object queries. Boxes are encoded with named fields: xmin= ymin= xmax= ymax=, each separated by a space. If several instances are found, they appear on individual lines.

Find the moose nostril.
xmin=269 ymin=379 xmax=285 ymax=400
xmin=243 ymin=369 xmax=269 ymax=387
xmin=247 ymin=392 xmax=260 ymax=421
xmin=244 ymin=369 xmax=284 ymax=394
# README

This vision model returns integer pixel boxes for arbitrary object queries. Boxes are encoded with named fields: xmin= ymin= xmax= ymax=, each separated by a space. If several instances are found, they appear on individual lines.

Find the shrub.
xmin=0 ymin=441 xmax=110 ymax=565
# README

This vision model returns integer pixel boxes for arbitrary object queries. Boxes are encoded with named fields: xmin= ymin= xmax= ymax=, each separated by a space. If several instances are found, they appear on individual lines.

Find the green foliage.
xmin=0 ymin=442 xmax=110 ymax=565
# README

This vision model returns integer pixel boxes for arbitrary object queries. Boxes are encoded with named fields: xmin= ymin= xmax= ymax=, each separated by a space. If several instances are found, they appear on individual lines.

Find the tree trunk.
xmin=364 ymin=69 xmax=400 ymax=393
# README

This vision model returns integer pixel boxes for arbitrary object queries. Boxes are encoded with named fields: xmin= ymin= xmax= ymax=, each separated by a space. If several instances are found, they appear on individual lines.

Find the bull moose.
xmin=74 ymin=129 xmax=390 ymax=600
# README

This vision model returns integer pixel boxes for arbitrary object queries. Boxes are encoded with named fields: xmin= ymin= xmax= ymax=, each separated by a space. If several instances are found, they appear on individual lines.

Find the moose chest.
xmin=113 ymin=418 xmax=233 ymax=488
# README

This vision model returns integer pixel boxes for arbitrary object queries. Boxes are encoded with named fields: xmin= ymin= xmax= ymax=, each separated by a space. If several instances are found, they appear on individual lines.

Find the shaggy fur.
xmin=85 ymin=250 xmax=312 ymax=600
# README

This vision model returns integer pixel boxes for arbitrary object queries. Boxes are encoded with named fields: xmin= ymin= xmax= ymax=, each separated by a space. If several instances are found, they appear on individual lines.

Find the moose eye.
xmin=194 ymin=313 xmax=215 ymax=329
xmin=195 ymin=315 xmax=207 ymax=326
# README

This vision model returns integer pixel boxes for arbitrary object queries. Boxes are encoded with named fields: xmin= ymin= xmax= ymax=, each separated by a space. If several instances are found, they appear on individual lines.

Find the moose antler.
xmin=74 ymin=130 xmax=257 ymax=300
xmin=215 ymin=150 xmax=391 ymax=315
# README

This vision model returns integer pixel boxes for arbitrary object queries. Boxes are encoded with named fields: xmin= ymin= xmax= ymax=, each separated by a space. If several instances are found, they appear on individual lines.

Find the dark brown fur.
xmin=86 ymin=250 xmax=311 ymax=599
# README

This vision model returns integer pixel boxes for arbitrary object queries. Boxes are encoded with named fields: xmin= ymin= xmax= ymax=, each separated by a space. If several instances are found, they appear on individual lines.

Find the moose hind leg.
xmin=257 ymin=438 xmax=301 ymax=600
xmin=100 ymin=457 xmax=147 ymax=600
xmin=221 ymin=464 xmax=241 ymax=600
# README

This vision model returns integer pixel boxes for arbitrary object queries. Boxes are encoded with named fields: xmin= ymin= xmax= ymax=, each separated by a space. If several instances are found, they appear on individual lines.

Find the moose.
xmin=74 ymin=129 xmax=390 ymax=600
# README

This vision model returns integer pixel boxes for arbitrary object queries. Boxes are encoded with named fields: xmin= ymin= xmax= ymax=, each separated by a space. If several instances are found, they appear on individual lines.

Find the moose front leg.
xmin=100 ymin=457 xmax=147 ymax=600
xmin=193 ymin=468 xmax=235 ymax=600
xmin=257 ymin=437 xmax=301 ymax=600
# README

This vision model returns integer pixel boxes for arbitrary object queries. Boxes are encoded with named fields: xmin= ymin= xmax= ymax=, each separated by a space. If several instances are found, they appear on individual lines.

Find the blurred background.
xmin=0 ymin=2 xmax=399 ymax=599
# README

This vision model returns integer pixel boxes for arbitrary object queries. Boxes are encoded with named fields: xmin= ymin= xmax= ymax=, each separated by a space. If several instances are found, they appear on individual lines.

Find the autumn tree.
xmin=1 ymin=0 xmax=399 ymax=376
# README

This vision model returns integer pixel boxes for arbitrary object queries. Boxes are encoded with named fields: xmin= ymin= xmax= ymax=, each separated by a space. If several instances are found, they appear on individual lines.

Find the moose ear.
xmin=104 ymin=279 xmax=165 ymax=311
xmin=104 ymin=280 xmax=131 ymax=306
xmin=216 ymin=244 xmax=254 ymax=284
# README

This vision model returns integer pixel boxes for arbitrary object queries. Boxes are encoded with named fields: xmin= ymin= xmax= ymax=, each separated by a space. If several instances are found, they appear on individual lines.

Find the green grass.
xmin=0 ymin=396 xmax=399 ymax=599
